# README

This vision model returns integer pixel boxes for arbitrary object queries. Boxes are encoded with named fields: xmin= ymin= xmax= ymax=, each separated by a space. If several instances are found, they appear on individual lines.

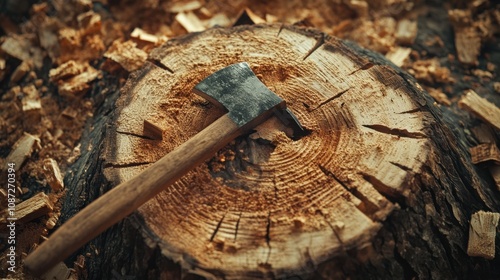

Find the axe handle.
xmin=24 ymin=114 xmax=240 ymax=276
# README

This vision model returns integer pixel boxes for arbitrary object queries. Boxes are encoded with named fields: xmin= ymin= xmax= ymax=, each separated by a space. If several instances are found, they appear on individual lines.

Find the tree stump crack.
xmin=397 ymin=106 xmax=427 ymax=115
xmin=311 ymin=88 xmax=351 ymax=111
xmin=104 ymin=161 xmax=153 ymax=169
xmin=348 ymin=62 xmax=375 ymax=75
xmin=210 ymin=214 xmax=226 ymax=242
xmin=234 ymin=212 xmax=242 ymax=242
xmin=265 ymin=211 xmax=272 ymax=264
xmin=116 ymin=130 xmax=155 ymax=141
xmin=390 ymin=161 xmax=413 ymax=172
xmin=277 ymin=23 xmax=285 ymax=37
xmin=303 ymin=33 xmax=325 ymax=60
xmin=147 ymin=58 xmax=175 ymax=74
xmin=362 ymin=124 xmax=427 ymax=139
xmin=361 ymin=172 xmax=402 ymax=202
xmin=318 ymin=210 xmax=345 ymax=248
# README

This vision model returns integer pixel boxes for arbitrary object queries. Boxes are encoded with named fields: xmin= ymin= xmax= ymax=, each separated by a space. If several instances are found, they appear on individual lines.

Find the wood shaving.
xmin=103 ymin=40 xmax=148 ymax=72
xmin=458 ymin=89 xmax=500 ymax=130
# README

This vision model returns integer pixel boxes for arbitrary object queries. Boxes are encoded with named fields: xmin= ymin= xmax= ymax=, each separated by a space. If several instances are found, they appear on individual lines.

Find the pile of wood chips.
xmin=0 ymin=0 xmax=499 ymax=278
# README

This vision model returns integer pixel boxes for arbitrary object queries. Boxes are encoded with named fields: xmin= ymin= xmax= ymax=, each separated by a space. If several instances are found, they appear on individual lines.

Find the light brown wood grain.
xmin=6 ymin=133 xmax=40 ymax=171
xmin=0 ymin=192 xmax=53 ymax=225
xmin=103 ymin=25 xmax=431 ymax=279
xmin=470 ymin=143 xmax=500 ymax=165
xmin=458 ymin=89 xmax=500 ymax=130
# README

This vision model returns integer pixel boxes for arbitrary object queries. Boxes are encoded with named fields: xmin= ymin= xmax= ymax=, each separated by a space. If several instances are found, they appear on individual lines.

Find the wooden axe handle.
xmin=24 ymin=114 xmax=240 ymax=276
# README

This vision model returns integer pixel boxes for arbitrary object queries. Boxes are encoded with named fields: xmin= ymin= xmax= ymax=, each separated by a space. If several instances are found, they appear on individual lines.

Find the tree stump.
xmin=63 ymin=24 xmax=499 ymax=279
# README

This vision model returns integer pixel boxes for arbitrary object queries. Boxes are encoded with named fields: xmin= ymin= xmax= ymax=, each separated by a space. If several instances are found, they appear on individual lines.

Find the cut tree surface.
xmin=104 ymin=24 xmax=433 ymax=278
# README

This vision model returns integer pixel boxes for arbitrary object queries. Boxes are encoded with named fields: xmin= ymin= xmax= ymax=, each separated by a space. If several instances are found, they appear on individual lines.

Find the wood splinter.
xmin=6 ymin=133 xmax=41 ymax=171
xmin=0 ymin=192 xmax=53 ymax=225
xmin=43 ymin=158 xmax=65 ymax=192
xmin=385 ymin=47 xmax=411 ymax=67
xmin=103 ymin=40 xmax=147 ymax=73
xmin=143 ymin=119 xmax=164 ymax=140
xmin=467 ymin=211 xmax=500 ymax=259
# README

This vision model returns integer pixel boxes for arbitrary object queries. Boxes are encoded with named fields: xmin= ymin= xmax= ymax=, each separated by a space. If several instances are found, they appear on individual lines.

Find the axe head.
xmin=194 ymin=62 xmax=306 ymax=138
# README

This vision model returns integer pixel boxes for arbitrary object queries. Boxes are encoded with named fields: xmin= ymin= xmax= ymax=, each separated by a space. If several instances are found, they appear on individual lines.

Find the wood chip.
xmin=344 ymin=0 xmax=368 ymax=17
xmin=61 ymin=107 xmax=78 ymax=119
xmin=45 ymin=212 xmax=60 ymax=229
xmin=467 ymin=211 xmax=500 ymax=259
xmin=0 ymin=35 xmax=44 ymax=68
xmin=494 ymin=82 xmax=500 ymax=94
xmin=38 ymin=17 xmax=61 ymax=62
xmin=472 ymin=69 xmax=493 ymax=79
xmin=409 ymin=58 xmax=454 ymax=84
xmin=131 ymin=28 xmax=167 ymax=45
xmin=77 ymin=11 xmax=102 ymax=36
xmin=57 ymin=26 xmax=104 ymax=64
xmin=58 ymin=28 xmax=81 ymax=50
xmin=204 ymin=13 xmax=231 ymax=28
xmin=470 ymin=143 xmax=500 ymax=164
xmin=426 ymin=87 xmax=451 ymax=106
xmin=43 ymin=158 xmax=65 ymax=191
xmin=10 ymin=60 xmax=32 ymax=84
xmin=265 ymin=14 xmax=278 ymax=23
xmin=175 ymin=11 xmax=205 ymax=33
xmin=0 ymin=57 xmax=6 ymax=81
xmin=165 ymin=0 xmax=202 ymax=13
xmin=486 ymin=62 xmax=496 ymax=72
xmin=449 ymin=9 xmax=481 ymax=66
xmin=199 ymin=7 xmax=212 ymax=18
xmin=385 ymin=47 xmax=411 ymax=67
xmin=6 ymin=133 xmax=41 ymax=171
xmin=49 ymin=60 xmax=86 ymax=82
xmin=143 ymin=119 xmax=164 ymax=140
xmin=0 ymin=192 xmax=53 ymax=225
xmin=22 ymin=84 xmax=42 ymax=113
xmin=458 ymin=89 xmax=500 ymax=130
xmin=395 ymin=19 xmax=417 ymax=45
xmin=56 ymin=63 xmax=101 ymax=97
xmin=103 ymin=40 xmax=147 ymax=72
xmin=31 ymin=2 xmax=49 ymax=13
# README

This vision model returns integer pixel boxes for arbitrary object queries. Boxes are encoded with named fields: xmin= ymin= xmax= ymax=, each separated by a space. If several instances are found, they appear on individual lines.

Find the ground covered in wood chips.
xmin=0 ymin=0 xmax=499 ymax=279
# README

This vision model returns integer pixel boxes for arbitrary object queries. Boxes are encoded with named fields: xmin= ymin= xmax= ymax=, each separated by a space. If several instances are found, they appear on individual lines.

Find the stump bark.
xmin=62 ymin=24 xmax=500 ymax=279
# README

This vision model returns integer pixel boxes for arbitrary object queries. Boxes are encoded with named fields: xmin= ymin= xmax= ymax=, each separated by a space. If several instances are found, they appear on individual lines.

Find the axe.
xmin=24 ymin=62 xmax=305 ymax=275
